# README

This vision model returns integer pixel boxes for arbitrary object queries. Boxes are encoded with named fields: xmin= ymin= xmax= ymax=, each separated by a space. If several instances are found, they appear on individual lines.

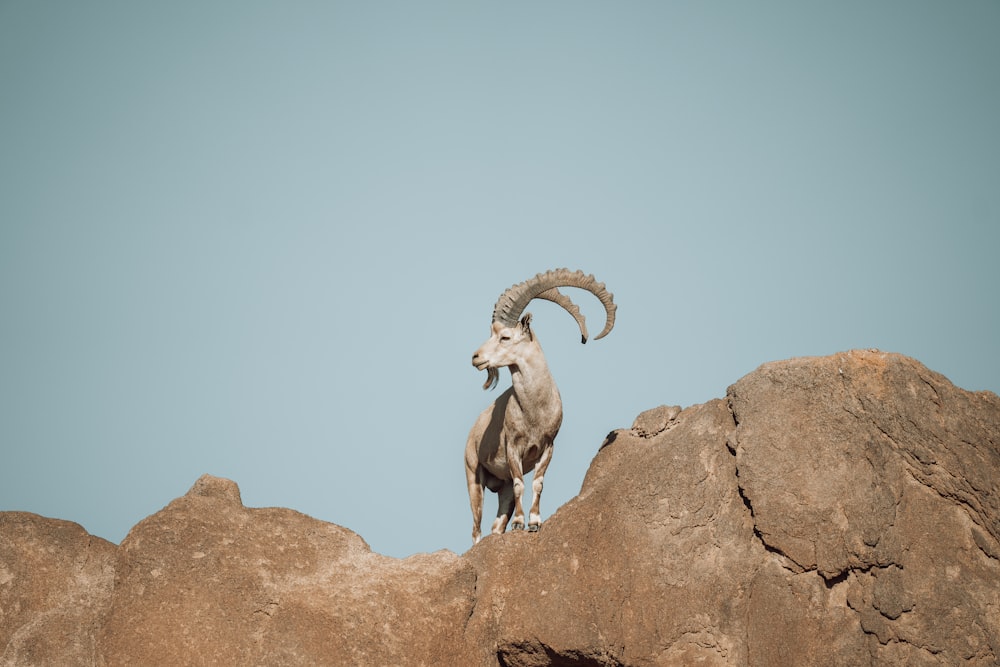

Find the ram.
xmin=465 ymin=269 xmax=616 ymax=543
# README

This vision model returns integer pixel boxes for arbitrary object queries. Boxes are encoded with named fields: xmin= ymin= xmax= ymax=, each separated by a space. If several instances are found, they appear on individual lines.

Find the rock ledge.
xmin=2 ymin=351 xmax=998 ymax=666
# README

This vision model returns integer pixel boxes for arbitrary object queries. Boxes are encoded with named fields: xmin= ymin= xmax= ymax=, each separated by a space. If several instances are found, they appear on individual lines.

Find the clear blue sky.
xmin=2 ymin=2 xmax=997 ymax=558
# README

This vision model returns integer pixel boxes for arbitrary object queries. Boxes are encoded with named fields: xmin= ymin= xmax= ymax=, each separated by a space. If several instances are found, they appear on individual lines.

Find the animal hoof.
xmin=527 ymin=524 xmax=540 ymax=533
xmin=510 ymin=522 xmax=524 ymax=531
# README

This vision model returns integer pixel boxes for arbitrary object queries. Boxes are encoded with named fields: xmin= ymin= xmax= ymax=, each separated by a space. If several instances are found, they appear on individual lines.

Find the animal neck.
xmin=508 ymin=347 xmax=559 ymax=412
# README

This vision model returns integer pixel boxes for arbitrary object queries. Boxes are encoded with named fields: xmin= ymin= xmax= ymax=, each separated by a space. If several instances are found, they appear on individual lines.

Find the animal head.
xmin=473 ymin=315 xmax=537 ymax=390
xmin=472 ymin=268 xmax=617 ymax=390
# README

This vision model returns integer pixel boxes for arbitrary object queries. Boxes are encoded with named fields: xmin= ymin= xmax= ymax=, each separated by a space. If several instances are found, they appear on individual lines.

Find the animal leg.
xmin=467 ymin=465 xmax=484 ymax=544
xmin=491 ymin=481 xmax=514 ymax=536
xmin=507 ymin=450 xmax=527 ymax=531
xmin=527 ymin=447 xmax=553 ymax=531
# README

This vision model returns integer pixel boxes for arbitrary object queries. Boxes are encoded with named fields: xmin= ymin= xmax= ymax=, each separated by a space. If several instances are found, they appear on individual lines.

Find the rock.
xmin=1 ymin=351 xmax=998 ymax=666
xmin=728 ymin=350 xmax=1000 ymax=665
xmin=97 ymin=474 xmax=477 ymax=666
xmin=628 ymin=404 xmax=682 ymax=438
xmin=467 ymin=398 xmax=760 ymax=666
xmin=0 ymin=514 xmax=116 ymax=666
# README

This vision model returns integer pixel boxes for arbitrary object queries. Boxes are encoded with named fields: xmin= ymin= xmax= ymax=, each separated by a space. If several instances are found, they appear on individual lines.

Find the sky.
xmin=1 ymin=2 xmax=998 ymax=559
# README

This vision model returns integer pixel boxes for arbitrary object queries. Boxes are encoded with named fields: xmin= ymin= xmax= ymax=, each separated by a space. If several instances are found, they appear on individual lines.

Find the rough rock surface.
xmin=728 ymin=351 xmax=1000 ymax=665
xmin=98 ymin=475 xmax=477 ymax=666
xmin=1 ymin=351 xmax=998 ymax=666
xmin=0 ymin=514 xmax=116 ymax=665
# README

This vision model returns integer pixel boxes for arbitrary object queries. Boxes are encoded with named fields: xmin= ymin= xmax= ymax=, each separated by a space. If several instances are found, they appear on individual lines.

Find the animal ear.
xmin=520 ymin=313 xmax=533 ymax=340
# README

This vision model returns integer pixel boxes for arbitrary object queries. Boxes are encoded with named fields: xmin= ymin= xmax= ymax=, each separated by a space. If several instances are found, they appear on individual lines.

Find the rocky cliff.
xmin=2 ymin=350 xmax=998 ymax=666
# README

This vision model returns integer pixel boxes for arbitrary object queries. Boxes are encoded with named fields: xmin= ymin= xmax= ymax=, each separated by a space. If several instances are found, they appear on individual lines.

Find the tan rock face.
xmin=0 ymin=514 xmax=116 ymax=666
xmin=729 ymin=350 xmax=1000 ymax=665
xmin=1 ymin=351 xmax=998 ymax=666
xmin=465 ymin=398 xmax=759 ymax=666
xmin=97 ymin=475 xmax=477 ymax=667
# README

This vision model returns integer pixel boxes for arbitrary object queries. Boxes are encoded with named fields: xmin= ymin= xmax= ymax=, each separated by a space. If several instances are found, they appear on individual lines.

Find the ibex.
xmin=465 ymin=269 xmax=616 ymax=543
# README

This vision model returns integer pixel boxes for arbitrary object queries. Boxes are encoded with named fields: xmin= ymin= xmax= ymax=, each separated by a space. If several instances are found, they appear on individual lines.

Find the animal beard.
xmin=482 ymin=367 xmax=499 ymax=391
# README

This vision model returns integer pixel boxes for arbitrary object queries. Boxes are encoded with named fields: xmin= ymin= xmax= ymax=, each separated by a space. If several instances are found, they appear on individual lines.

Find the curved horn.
xmin=491 ymin=268 xmax=617 ymax=342
xmin=536 ymin=288 xmax=589 ymax=343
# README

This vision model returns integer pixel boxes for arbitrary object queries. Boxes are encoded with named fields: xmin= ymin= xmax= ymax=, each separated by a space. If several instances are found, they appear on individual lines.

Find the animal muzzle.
xmin=472 ymin=353 xmax=489 ymax=371
xmin=472 ymin=353 xmax=499 ymax=389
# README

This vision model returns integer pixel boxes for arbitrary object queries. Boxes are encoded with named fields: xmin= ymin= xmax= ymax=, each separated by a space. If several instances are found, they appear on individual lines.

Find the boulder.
xmin=97 ymin=474 xmax=477 ymax=666
xmin=466 ymin=397 xmax=761 ymax=666
xmin=1 ymin=351 xmax=997 ymax=665
xmin=728 ymin=350 xmax=1000 ymax=665
xmin=0 ymin=514 xmax=116 ymax=666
